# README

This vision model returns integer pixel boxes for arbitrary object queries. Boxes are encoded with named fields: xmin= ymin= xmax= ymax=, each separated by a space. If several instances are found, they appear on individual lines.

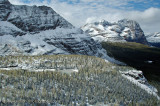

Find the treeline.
xmin=0 ymin=55 xmax=109 ymax=71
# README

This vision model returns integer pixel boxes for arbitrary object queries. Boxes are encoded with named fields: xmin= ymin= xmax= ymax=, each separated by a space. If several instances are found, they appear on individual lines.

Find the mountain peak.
xmin=118 ymin=19 xmax=140 ymax=28
xmin=118 ymin=19 xmax=135 ymax=22
xmin=99 ymin=19 xmax=109 ymax=23
xmin=92 ymin=19 xmax=111 ymax=26
xmin=0 ymin=1 xmax=73 ymax=33
xmin=0 ymin=0 xmax=10 ymax=4
xmin=82 ymin=19 xmax=148 ymax=44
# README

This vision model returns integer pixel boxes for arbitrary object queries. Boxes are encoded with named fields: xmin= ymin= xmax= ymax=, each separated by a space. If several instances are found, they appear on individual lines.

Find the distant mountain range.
xmin=146 ymin=32 xmax=160 ymax=48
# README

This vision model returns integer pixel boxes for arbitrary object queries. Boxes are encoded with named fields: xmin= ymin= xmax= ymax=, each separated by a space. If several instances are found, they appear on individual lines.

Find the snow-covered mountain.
xmin=0 ymin=0 xmax=118 ymax=63
xmin=146 ymin=32 xmax=160 ymax=48
xmin=82 ymin=19 xmax=148 ymax=45
xmin=0 ymin=0 xmax=73 ymax=33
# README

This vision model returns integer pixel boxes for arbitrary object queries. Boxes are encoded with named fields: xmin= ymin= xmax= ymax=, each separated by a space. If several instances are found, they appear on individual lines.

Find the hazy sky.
xmin=9 ymin=0 xmax=160 ymax=34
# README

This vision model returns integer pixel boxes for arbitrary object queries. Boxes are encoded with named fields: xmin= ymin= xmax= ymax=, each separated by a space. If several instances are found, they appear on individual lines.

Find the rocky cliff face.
xmin=0 ymin=0 xmax=73 ymax=33
xmin=0 ymin=0 xmax=12 ymax=20
xmin=82 ymin=19 xmax=148 ymax=45
xmin=0 ymin=0 xmax=118 ymax=63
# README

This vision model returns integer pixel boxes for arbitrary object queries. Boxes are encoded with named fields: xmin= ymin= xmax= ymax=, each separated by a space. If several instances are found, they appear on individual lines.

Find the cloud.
xmin=8 ymin=0 xmax=160 ymax=33
xmin=8 ymin=0 xmax=24 ymax=5
xmin=120 ymin=8 xmax=160 ymax=33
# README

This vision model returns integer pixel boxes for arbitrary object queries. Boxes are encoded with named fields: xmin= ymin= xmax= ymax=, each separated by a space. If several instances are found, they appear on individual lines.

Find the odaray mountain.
xmin=82 ymin=19 xmax=148 ymax=45
xmin=0 ymin=0 xmax=119 ymax=63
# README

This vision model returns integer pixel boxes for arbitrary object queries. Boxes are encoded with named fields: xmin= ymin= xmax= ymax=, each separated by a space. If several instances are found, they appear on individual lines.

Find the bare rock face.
xmin=82 ymin=19 xmax=148 ymax=45
xmin=118 ymin=19 xmax=148 ymax=44
xmin=0 ymin=0 xmax=12 ymax=20
xmin=0 ymin=0 xmax=10 ymax=5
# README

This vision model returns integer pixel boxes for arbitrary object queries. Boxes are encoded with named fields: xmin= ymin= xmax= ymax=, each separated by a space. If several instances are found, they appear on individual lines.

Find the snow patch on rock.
xmin=120 ymin=70 xmax=160 ymax=100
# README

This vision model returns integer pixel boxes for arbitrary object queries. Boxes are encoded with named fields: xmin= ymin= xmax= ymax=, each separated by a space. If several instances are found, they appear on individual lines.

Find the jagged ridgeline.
xmin=0 ymin=55 xmax=159 ymax=105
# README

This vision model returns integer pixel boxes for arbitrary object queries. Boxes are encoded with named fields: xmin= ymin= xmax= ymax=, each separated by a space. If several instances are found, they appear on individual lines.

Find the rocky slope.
xmin=0 ymin=0 xmax=118 ymax=63
xmin=146 ymin=32 xmax=160 ymax=48
xmin=82 ymin=19 xmax=148 ymax=45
